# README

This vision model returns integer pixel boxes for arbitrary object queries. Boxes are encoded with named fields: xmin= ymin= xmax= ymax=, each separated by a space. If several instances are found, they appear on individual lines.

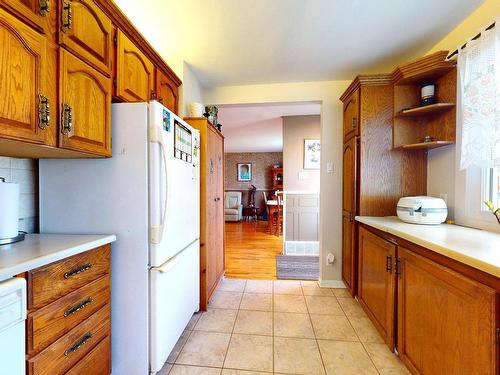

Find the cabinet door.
xmin=358 ymin=227 xmax=396 ymax=348
xmin=59 ymin=0 xmax=112 ymax=76
xmin=397 ymin=247 xmax=498 ymax=375
xmin=155 ymin=69 xmax=179 ymax=114
xmin=0 ymin=8 xmax=48 ymax=144
xmin=214 ymin=131 xmax=225 ymax=279
xmin=1 ymin=0 xmax=48 ymax=32
xmin=343 ymin=88 xmax=359 ymax=142
xmin=116 ymin=30 xmax=155 ymax=102
xmin=205 ymin=128 xmax=219 ymax=301
xmin=59 ymin=49 xmax=111 ymax=156
xmin=342 ymin=137 xmax=357 ymax=292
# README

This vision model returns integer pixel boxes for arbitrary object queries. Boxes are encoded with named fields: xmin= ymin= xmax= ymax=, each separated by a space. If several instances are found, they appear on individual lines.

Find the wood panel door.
xmin=397 ymin=247 xmax=498 ymax=375
xmin=205 ymin=127 xmax=220 ymax=302
xmin=59 ymin=49 xmax=111 ymax=156
xmin=1 ymin=0 xmax=48 ymax=32
xmin=343 ymin=88 xmax=359 ymax=142
xmin=342 ymin=137 xmax=357 ymax=293
xmin=213 ymin=130 xmax=225 ymax=280
xmin=0 ymin=9 xmax=48 ymax=144
xmin=59 ymin=0 xmax=112 ymax=76
xmin=116 ymin=30 xmax=154 ymax=102
xmin=357 ymin=227 xmax=396 ymax=348
xmin=155 ymin=69 xmax=179 ymax=114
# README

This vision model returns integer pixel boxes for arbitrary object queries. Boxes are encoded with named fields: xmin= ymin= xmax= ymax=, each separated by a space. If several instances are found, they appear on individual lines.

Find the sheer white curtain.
xmin=458 ymin=18 xmax=500 ymax=170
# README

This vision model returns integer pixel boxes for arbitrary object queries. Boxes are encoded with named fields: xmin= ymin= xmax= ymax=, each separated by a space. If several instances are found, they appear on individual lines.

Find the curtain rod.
xmin=447 ymin=21 xmax=496 ymax=59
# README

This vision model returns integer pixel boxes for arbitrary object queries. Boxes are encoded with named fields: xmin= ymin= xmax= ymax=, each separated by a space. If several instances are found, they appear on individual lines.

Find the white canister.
xmin=188 ymin=102 xmax=204 ymax=117
xmin=0 ymin=178 xmax=20 ymax=239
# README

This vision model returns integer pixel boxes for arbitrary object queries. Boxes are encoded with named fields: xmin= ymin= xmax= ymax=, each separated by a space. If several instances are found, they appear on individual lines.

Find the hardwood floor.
xmin=225 ymin=221 xmax=283 ymax=279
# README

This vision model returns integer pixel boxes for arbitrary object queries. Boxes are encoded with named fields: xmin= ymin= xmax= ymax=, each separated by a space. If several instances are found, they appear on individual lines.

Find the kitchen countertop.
xmin=355 ymin=216 xmax=500 ymax=278
xmin=0 ymin=234 xmax=116 ymax=282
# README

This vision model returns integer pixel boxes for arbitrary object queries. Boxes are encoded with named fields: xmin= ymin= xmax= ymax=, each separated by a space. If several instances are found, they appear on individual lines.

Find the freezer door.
xmin=149 ymin=239 xmax=200 ymax=374
xmin=149 ymin=102 xmax=201 ymax=266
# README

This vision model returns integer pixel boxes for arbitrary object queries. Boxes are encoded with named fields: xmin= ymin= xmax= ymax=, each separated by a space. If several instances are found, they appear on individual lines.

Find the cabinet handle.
xmin=395 ymin=258 xmax=401 ymax=277
xmin=64 ymin=263 xmax=92 ymax=279
xmin=38 ymin=95 xmax=50 ymax=129
xmin=64 ymin=332 xmax=93 ymax=356
xmin=61 ymin=0 xmax=73 ymax=32
xmin=39 ymin=0 xmax=50 ymax=16
xmin=61 ymin=103 xmax=73 ymax=135
xmin=351 ymin=117 xmax=358 ymax=129
xmin=64 ymin=297 xmax=93 ymax=317
xmin=385 ymin=255 xmax=392 ymax=273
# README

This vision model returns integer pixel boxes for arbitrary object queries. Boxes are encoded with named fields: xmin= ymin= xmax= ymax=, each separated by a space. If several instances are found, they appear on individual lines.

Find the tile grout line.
xmin=304 ymin=283 xmax=329 ymax=375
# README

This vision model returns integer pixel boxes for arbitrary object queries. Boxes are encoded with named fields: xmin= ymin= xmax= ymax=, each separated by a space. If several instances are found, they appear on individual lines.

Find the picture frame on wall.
xmin=237 ymin=163 xmax=252 ymax=181
xmin=304 ymin=139 xmax=321 ymax=170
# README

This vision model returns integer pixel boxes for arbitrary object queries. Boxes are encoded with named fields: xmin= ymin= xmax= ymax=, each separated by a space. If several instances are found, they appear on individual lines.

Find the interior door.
xmin=59 ymin=49 xmax=111 ymax=156
xmin=0 ymin=8 xmax=47 ymax=144
xmin=357 ymin=227 xmax=396 ymax=349
xmin=343 ymin=88 xmax=359 ymax=142
xmin=59 ymin=0 xmax=112 ymax=76
xmin=342 ymin=137 xmax=357 ymax=292
xmin=116 ymin=29 xmax=155 ymax=102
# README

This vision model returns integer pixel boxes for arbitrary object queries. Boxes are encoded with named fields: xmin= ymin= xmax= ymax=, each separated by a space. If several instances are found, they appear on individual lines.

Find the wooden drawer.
xmin=66 ymin=335 xmax=111 ymax=375
xmin=28 ymin=245 xmax=110 ymax=310
xmin=27 ymin=275 xmax=110 ymax=355
xmin=27 ymin=305 xmax=110 ymax=375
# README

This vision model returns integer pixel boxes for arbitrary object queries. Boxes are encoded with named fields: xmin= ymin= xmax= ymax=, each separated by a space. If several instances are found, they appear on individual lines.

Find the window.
xmin=454 ymin=18 xmax=500 ymax=232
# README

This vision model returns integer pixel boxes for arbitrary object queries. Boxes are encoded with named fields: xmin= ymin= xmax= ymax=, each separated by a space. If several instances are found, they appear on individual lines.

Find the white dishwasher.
xmin=0 ymin=277 xmax=26 ymax=375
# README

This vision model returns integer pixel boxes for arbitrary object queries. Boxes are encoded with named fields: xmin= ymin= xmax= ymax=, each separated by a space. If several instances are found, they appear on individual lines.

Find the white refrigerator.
xmin=39 ymin=102 xmax=200 ymax=375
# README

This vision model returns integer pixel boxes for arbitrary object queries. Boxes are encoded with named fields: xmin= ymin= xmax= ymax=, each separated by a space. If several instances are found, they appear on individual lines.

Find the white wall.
xmin=282 ymin=115 xmax=321 ymax=192
xmin=204 ymin=80 xmax=350 ymax=285
xmin=180 ymin=62 xmax=205 ymax=117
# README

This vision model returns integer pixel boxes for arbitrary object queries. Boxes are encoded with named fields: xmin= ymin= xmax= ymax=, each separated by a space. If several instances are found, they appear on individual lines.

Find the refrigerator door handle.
xmin=150 ymin=126 xmax=169 ymax=244
xmin=151 ymin=255 xmax=179 ymax=274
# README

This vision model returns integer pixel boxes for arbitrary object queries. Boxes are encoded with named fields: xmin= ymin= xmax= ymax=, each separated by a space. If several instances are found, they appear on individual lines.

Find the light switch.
xmin=326 ymin=162 xmax=334 ymax=174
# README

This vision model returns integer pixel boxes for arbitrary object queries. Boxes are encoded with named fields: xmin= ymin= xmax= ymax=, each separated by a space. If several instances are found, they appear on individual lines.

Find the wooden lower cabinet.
xmin=357 ymin=227 xmax=395 ymax=348
xmin=185 ymin=117 xmax=225 ymax=311
xmin=25 ymin=244 xmax=112 ymax=375
xmin=397 ymin=246 xmax=498 ymax=375
xmin=358 ymin=225 xmax=499 ymax=375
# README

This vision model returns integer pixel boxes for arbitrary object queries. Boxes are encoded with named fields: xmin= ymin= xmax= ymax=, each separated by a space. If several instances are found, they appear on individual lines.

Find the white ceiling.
xmin=219 ymin=102 xmax=321 ymax=153
xmin=114 ymin=0 xmax=482 ymax=87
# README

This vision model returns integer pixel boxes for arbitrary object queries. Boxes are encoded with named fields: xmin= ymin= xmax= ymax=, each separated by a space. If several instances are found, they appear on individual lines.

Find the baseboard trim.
xmin=319 ymin=279 xmax=346 ymax=288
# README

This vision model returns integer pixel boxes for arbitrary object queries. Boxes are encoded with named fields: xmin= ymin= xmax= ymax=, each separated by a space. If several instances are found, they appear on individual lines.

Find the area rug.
xmin=276 ymin=255 xmax=319 ymax=280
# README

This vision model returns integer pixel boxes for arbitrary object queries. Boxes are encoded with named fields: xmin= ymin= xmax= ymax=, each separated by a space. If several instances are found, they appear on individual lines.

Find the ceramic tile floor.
xmin=158 ymin=278 xmax=410 ymax=375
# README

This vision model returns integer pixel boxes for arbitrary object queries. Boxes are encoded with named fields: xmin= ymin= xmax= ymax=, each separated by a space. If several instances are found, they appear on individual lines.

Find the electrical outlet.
xmin=326 ymin=162 xmax=334 ymax=174
xmin=326 ymin=253 xmax=335 ymax=265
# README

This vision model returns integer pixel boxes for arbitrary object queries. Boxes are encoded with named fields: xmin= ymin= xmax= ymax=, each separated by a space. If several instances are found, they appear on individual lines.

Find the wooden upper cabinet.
xmin=59 ymin=49 xmax=111 ymax=156
xmin=1 ymin=0 xmax=49 ymax=32
xmin=59 ymin=0 xmax=112 ymax=76
xmin=397 ymin=247 xmax=498 ymax=375
xmin=357 ymin=227 xmax=396 ymax=349
xmin=0 ymin=8 xmax=48 ymax=144
xmin=116 ymin=29 xmax=155 ymax=102
xmin=343 ymin=88 xmax=359 ymax=142
xmin=155 ymin=69 xmax=179 ymax=113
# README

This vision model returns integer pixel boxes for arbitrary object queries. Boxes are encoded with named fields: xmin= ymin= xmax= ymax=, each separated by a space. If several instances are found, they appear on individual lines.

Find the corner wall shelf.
xmin=401 ymin=141 xmax=454 ymax=150
xmin=396 ymin=103 xmax=455 ymax=118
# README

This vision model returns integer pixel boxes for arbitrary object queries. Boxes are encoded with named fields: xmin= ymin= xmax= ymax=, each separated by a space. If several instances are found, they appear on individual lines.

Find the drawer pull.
xmin=385 ymin=255 xmax=392 ymax=273
xmin=64 ymin=264 xmax=92 ymax=279
xmin=65 ymin=332 xmax=93 ymax=356
xmin=64 ymin=297 xmax=93 ymax=317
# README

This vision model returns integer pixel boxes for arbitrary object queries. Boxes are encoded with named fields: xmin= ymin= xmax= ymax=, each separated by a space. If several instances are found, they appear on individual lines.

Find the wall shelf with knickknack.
xmin=392 ymin=51 xmax=457 ymax=151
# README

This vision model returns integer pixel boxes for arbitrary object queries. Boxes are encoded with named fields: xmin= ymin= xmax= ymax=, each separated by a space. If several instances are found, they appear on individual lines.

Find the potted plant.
xmin=484 ymin=201 xmax=500 ymax=224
